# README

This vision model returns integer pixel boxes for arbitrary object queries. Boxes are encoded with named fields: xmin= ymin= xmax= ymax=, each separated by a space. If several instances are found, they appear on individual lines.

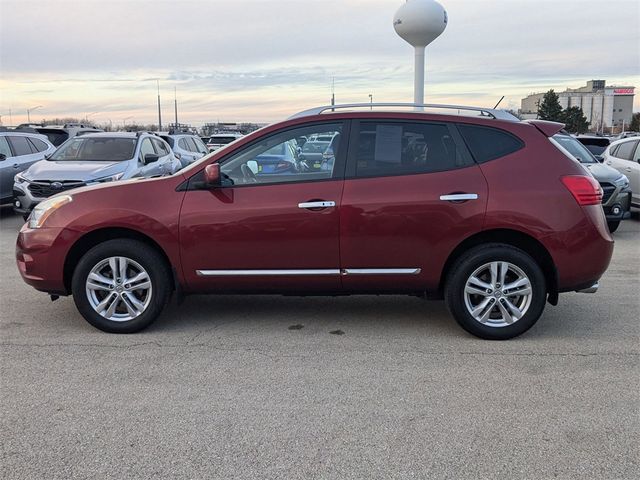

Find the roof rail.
xmin=289 ymin=103 xmax=519 ymax=121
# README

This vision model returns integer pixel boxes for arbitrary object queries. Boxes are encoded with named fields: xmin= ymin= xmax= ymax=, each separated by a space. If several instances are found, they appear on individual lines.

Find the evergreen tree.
xmin=560 ymin=107 xmax=589 ymax=134
xmin=629 ymin=112 xmax=640 ymax=132
xmin=537 ymin=89 xmax=563 ymax=121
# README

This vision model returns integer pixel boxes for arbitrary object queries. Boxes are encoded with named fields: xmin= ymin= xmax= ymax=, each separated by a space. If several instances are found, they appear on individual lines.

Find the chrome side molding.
xmin=576 ymin=282 xmax=599 ymax=294
xmin=342 ymin=268 xmax=421 ymax=275
xmin=196 ymin=268 xmax=422 ymax=277
xmin=196 ymin=269 xmax=340 ymax=276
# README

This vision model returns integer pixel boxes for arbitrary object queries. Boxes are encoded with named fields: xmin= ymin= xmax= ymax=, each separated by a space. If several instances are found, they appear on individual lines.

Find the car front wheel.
xmin=71 ymin=239 xmax=172 ymax=333
xmin=445 ymin=244 xmax=547 ymax=340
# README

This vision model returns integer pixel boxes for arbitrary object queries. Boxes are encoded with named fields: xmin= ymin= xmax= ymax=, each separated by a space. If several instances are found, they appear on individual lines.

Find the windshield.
xmin=51 ymin=137 xmax=136 ymax=161
xmin=552 ymin=134 xmax=597 ymax=164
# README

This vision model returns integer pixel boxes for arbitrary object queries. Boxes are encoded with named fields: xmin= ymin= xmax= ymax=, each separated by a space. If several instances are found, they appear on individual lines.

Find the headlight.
xmin=615 ymin=174 xmax=630 ymax=188
xmin=89 ymin=172 xmax=125 ymax=184
xmin=28 ymin=195 xmax=72 ymax=229
xmin=15 ymin=173 xmax=29 ymax=184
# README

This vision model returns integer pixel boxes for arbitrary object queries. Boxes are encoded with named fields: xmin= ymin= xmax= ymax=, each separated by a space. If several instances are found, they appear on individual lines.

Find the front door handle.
xmin=439 ymin=193 xmax=479 ymax=202
xmin=298 ymin=201 xmax=336 ymax=209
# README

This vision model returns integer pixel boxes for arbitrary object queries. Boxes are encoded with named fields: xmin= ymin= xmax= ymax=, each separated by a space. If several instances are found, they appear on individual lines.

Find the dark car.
xmin=16 ymin=103 xmax=613 ymax=340
xmin=576 ymin=135 xmax=610 ymax=161
xmin=554 ymin=133 xmax=631 ymax=232
xmin=15 ymin=123 xmax=103 ymax=147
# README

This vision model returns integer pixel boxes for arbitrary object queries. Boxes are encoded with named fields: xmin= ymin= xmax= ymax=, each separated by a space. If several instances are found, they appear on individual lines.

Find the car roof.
xmin=0 ymin=131 xmax=50 ymax=141
xmin=609 ymin=136 xmax=640 ymax=146
xmin=77 ymin=132 xmax=141 ymax=139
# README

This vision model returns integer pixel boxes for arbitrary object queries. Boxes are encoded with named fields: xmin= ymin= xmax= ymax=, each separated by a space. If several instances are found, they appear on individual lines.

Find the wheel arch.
xmin=438 ymin=229 xmax=559 ymax=305
xmin=63 ymin=227 xmax=176 ymax=294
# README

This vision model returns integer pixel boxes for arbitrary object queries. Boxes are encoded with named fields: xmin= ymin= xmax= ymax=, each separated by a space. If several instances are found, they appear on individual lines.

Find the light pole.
xmin=122 ymin=116 xmax=133 ymax=130
xmin=369 ymin=94 xmax=373 ymax=110
xmin=27 ymin=105 xmax=43 ymax=123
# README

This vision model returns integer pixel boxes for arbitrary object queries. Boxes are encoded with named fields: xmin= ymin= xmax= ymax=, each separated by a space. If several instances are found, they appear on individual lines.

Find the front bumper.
xmin=602 ymin=186 xmax=632 ymax=221
xmin=12 ymin=184 xmax=44 ymax=215
xmin=16 ymin=224 xmax=76 ymax=295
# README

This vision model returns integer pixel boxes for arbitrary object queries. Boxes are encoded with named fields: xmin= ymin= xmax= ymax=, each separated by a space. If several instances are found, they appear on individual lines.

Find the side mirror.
xmin=143 ymin=153 xmax=160 ymax=165
xmin=595 ymin=155 xmax=604 ymax=163
xmin=0 ymin=153 xmax=6 ymax=161
xmin=204 ymin=163 xmax=221 ymax=186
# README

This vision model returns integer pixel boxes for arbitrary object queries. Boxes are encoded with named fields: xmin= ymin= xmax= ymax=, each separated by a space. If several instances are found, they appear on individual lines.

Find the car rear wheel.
xmin=445 ymin=244 xmax=546 ymax=340
xmin=71 ymin=239 xmax=171 ymax=333
xmin=607 ymin=220 xmax=620 ymax=233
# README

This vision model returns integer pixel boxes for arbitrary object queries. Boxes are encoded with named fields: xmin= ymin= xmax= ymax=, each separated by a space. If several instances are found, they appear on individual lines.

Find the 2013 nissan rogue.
xmin=15 ymin=104 xmax=614 ymax=340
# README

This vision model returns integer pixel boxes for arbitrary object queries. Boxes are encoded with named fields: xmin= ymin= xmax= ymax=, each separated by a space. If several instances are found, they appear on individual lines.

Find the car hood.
xmin=583 ymin=162 xmax=626 ymax=184
xmin=23 ymin=160 xmax=129 ymax=182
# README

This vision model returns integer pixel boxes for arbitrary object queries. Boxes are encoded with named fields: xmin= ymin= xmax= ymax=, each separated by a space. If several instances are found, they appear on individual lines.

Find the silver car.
xmin=13 ymin=132 xmax=181 ymax=215
xmin=0 ymin=131 xmax=56 ymax=204
xmin=159 ymin=133 xmax=209 ymax=168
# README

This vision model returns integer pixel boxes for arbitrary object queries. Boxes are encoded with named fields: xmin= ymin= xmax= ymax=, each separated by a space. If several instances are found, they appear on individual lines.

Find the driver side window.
xmin=220 ymin=123 xmax=343 ymax=186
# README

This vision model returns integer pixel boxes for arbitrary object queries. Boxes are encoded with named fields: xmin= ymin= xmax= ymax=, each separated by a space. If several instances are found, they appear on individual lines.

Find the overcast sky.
xmin=1 ymin=0 xmax=639 ymax=126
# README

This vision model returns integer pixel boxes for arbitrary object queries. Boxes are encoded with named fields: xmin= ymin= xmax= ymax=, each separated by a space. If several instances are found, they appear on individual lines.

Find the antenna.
xmin=493 ymin=95 xmax=505 ymax=109
xmin=393 ymin=0 xmax=448 ymax=109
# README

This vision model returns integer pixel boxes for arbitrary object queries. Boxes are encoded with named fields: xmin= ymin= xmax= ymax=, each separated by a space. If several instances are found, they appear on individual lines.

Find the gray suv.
xmin=13 ymin=132 xmax=181 ymax=215
xmin=0 ymin=131 xmax=56 ymax=204
xmin=553 ymin=133 xmax=631 ymax=232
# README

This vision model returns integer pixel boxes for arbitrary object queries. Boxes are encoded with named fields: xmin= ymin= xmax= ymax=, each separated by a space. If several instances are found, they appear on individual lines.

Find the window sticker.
xmin=374 ymin=125 xmax=403 ymax=163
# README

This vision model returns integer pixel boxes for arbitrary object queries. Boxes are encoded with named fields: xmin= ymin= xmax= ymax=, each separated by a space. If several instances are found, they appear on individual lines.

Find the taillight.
xmin=561 ymin=175 xmax=603 ymax=206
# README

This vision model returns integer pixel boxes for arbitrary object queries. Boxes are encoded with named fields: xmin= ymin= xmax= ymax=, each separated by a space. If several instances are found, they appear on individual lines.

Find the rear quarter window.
xmin=457 ymin=124 xmax=524 ymax=163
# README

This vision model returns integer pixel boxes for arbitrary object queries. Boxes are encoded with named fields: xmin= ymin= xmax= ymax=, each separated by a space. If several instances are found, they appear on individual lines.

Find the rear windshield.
xmin=583 ymin=144 xmax=606 ymax=156
xmin=210 ymin=136 xmax=238 ymax=144
xmin=50 ymin=137 xmax=136 ymax=161
xmin=552 ymin=134 xmax=597 ymax=164
xmin=37 ymin=130 xmax=69 ymax=146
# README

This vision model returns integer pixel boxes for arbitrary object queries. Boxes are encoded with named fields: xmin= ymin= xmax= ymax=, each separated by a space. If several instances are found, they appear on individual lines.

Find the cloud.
xmin=1 ymin=0 xmax=638 ymax=124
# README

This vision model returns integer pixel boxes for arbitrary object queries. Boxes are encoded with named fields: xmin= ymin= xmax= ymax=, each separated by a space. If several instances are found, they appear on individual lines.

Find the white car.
xmin=603 ymin=137 xmax=640 ymax=210
xmin=159 ymin=133 xmax=209 ymax=168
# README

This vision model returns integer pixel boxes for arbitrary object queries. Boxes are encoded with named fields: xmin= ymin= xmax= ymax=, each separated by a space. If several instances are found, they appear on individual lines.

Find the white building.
xmin=520 ymin=80 xmax=635 ymax=130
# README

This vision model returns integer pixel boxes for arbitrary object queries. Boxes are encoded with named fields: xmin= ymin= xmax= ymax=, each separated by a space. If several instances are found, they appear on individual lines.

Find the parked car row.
xmin=1 ymin=127 xmax=212 ymax=217
xmin=16 ymin=103 xmax=616 ymax=340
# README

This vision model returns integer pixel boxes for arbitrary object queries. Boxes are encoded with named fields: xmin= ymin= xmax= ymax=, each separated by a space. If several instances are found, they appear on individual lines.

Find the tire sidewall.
xmin=71 ymin=239 xmax=170 ymax=333
xmin=445 ymin=245 xmax=546 ymax=340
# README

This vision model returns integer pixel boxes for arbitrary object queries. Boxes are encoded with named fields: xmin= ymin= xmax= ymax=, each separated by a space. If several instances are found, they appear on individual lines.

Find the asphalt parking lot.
xmin=0 ymin=207 xmax=638 ymax=480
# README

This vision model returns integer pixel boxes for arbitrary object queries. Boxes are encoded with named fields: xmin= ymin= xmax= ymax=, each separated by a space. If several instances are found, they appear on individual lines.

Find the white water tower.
xmin=393 ymin=0 xmax=448 ymax=107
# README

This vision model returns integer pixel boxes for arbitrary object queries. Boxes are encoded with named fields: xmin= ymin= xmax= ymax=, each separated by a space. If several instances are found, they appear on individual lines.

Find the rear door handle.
xmin=298 ymin=201 xmax=336 ymax=209
xmin=439 ymin=193 xmax=479 ymax=202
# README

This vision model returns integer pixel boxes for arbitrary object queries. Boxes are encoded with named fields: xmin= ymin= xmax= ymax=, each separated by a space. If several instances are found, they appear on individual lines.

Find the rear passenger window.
xmin=457 ymin=124 xmax=524 ymax=163
xmin=7 ymin=136 xmax=35 ymax=156
xmin=614 ymin=140 xmax=637 ymax=161
xmin=354 ymin=122 xmax=473 ymax=177
xmin=178 ymin=138 xmax=189 ymax=150
xmin=28 ymin=137 xmax=49 ymax=153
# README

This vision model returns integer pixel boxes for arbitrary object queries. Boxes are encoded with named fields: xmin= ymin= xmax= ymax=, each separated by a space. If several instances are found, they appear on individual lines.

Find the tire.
xmin=445 ymin=244 xmax=547 ymax=340
xmin=607 ymin=220 xmax=620 ymax=233
xmin=71 ymin=239 xmax=172 ymax=333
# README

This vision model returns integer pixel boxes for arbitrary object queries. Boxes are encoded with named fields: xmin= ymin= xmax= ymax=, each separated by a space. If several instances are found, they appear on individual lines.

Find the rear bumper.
xmin=551 ymin=204 xmax=614 ymax=292
xmin=575 ymin=281 xmax=599 ymax=294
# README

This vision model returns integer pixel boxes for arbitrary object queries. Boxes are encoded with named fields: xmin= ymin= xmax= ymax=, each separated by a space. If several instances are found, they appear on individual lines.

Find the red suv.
xmin=16 ymin=104 xmax=614 ymax=339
